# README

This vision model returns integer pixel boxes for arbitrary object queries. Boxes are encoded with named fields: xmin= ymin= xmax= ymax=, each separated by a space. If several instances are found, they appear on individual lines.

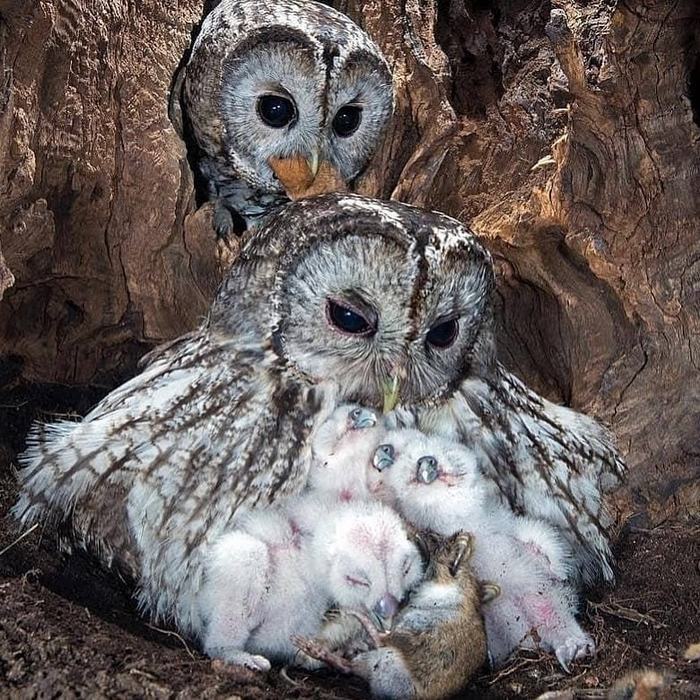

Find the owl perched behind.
xmin=175 ymin=0 xmax=393 ymax=235
xmin=14 ymin=194 xmax=622 ymax=635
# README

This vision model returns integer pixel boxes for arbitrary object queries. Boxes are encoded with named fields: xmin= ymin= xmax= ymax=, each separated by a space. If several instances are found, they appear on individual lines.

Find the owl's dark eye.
xmin=426 ymin=319 xmax=459 ymax=349
xmin=257 ymin=94 xmax=297 ymax=128
xmin=332 ymin=104 xmax=363 ymax=137
xmin=326 ymin=299 xmax=374 ymax=336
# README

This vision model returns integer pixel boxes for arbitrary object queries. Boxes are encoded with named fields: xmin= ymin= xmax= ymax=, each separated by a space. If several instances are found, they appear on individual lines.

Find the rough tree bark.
xmin=0 ymin=0 xmax=223 ymax=386
xmin=0 ymin=0 xmax=698 ymax=520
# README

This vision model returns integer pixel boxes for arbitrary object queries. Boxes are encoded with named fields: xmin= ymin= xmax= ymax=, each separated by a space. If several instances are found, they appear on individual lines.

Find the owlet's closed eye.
xmin=345 ymin=574 xmax=370 ymax=588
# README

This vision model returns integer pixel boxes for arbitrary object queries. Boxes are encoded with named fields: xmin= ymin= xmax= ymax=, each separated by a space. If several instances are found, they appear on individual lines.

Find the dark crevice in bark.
xmin=434 ymin=0 xmax=505 ymax=117
xmin=689 ymin=53 xmax=700 ymax=128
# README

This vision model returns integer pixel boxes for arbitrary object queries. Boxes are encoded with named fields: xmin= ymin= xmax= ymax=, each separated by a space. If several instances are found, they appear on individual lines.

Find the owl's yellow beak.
xmin=307 ymin=150 xmax=320 ymax=179
xmin=382 ymin=374 xmax=401 ymax=414
xmin=268 ymin=153 xmax=346 ymax=200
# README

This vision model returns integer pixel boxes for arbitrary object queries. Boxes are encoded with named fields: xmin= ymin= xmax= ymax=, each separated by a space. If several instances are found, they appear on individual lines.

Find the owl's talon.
xmin=348 ymin=407 xmax=378 ymax=430
xmin=554 ymin=633 xmax=595 ymax=672
xmin=213 ymin=201 xmax=236 ymax=244
xmin=556 ymin=655 xmax=571 ymax=674
xmin=211 ymin=651 xmax=272 ymax=673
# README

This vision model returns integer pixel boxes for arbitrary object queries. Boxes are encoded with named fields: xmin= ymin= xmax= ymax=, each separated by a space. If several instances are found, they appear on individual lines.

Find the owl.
xmin=294 ymin=532 xmax=488 ymax=700
xmin=13 ymin=193 xmax=622 ymax=637
xmin=197 ymin=495 xmax=422 ymax=670
xmin=373 ymin=429 xmax=595 ymax=670
xmin=175 ymin=0 xmax=393 ymax=236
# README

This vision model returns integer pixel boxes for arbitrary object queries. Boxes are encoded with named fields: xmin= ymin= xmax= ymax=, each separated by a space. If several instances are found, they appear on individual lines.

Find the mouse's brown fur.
xmin=370 ymin=531 xmax=487 ymax=699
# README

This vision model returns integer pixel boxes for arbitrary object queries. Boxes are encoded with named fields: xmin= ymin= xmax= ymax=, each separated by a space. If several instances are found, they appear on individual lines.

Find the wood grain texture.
xmin=0 ymin=0 xmax=698 ymax=519
xmin=0 ymin=0 xmax=216 ymax=385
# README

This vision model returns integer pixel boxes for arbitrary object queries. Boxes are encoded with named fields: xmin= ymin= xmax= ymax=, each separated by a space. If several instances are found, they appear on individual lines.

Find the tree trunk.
xmin=0 ymin=0 xmax=227 ymax=386
xmin=1 ymin=0 xmax=698 ymax=520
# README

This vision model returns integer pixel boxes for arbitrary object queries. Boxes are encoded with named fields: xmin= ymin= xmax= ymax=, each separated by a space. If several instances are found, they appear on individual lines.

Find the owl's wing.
xmin=451 ymin=363 xmax=625 ymax=586
xmin=135 ymin=329 xmax=202 ymax=370
xmin=12 ymin=332 xmax=225 ymax=556
xmin=12 ymin=329 xmax=325 ymax=607
xmin=124 ymin=355 xmax=331 ymax=631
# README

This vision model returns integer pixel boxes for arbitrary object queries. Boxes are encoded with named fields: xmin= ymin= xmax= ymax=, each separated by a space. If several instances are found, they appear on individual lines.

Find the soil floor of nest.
xmin=1 ymin=383 xmax=699 ymax=699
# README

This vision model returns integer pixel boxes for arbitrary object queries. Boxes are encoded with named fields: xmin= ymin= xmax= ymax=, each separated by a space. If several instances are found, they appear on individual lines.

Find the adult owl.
xmin=14 ymin=195 xmax=622 ymax=633
xmin=174 ymin=0 xmax=393 ymax=236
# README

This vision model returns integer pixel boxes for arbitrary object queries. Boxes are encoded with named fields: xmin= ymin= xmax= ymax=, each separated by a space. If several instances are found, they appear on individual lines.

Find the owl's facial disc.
xmin=262 ymin=195 xmax=495 ymax=408
xmin=325 ymin=51 xmax=393 ymax=185
xmin=219 ymin=31 xmax=393 ymax=199
xmin=221 ymin=36 xmax=325 ymax=195
xmin=277 ymin=232 xmax=412 ymax=407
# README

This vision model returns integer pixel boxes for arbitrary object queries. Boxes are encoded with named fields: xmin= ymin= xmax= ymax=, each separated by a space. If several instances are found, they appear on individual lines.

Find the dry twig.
xmin=146 ymin=623 xmax=197 ymax=661
xmin=0 ymin=523 xmax=39 ymax=557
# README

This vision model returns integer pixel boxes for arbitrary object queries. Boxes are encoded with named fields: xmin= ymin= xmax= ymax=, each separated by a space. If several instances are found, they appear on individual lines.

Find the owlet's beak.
xmin=268 ymin=151 xmax=346 ymax=200
xmin=372 ymin=593 xmax=399 ymax=632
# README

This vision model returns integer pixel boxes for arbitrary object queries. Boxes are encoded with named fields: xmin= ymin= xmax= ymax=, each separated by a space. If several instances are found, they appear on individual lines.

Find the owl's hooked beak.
xmin=307 ymin=149 xmax=320 ymax=180
xmin=382 ymin=371 xmax=403 ymax=414
xmin=268 ymin=152 xmax=346 ymax=200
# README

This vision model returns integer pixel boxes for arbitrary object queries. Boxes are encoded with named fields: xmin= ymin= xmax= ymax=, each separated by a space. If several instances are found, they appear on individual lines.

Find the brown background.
xmin=1 ymin=0 xmax=698 ymax=523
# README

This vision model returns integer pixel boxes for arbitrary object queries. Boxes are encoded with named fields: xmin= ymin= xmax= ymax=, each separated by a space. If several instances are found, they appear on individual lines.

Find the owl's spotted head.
xmin=185 ymin=0 xmax=393 ymax=198
xmin=212 ymin=194 xmax=496 ymax=408
xmin=244 ymin=194 xmax=495 ymax=410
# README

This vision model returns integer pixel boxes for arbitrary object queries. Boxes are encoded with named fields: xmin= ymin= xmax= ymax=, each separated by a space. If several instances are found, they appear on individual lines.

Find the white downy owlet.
xmin=196 ymin=495 xmax=423 ymax=669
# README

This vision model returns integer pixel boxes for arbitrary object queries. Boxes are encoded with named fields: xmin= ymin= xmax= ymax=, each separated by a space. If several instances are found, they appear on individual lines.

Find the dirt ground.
xmin=1 ymin=381 xmax=699 ymax=699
